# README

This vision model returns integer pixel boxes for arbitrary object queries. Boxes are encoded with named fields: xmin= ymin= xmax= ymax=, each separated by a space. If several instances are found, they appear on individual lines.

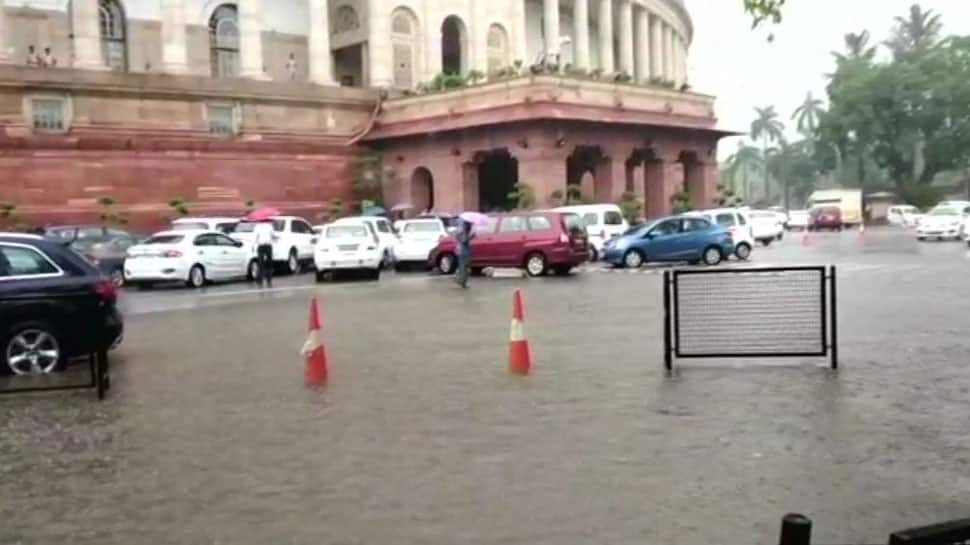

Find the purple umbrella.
xmin=391 ymin=203 xmax=414 ymax=212
xmin=459 ymin=211 xmax=489 ymax=225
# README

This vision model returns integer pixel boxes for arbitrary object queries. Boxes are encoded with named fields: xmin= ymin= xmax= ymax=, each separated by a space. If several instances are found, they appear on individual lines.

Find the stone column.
xmin=618 ymin=0 xmax=634 ymax=75
xmin=573 ymin=0 xmax=590 ymax=70
xmin=686 ymin=160 xmax=718 ymax=210
xmin=368 ymin=0 xmax=392 ymax=87
xmin=0 ymin=0 xmax=9 ymax=63
xmin=644 ymin=158 xmax=671 ymax=219
xmin=160 ymin=0 xmax=188 ymax=74
xmin=597 ymin=0 xmax=614 ymax=73
xmin=596 ymin=146 xmax=632 ymax=203
xmin=511 ymin=0 xmax=528 ymax=65
xmin=238 ymin=0 xmax=267 ymax=78
xmin=72 ymin=0 xmax=107 ymax=69
xmin=634 ymin=7 xmax=649 ymax=81
xmin=649 ymin=14 xmax=662 ymax=80
xmin=308 ymin=0 xmax=334 ymax=84
xmin=543 ymin=0 xmax=560 ymax=63
xmin=518 ymin=148 xmax=568 ymax=208
xmin=663 ymin=24 xmax=674 ymax=82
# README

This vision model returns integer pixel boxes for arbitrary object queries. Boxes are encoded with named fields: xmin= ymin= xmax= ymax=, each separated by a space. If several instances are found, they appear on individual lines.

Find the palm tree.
xmin=886 ymin=4 xmax=943 ymax=58
xmin=750 ymin=106 xmax=785 ymax=203
xmin=791 ymin=92 xmax=824 ymax=138
xmin=832 ymin=31 xmax=877 ymax=64
xmin=725 ymin=142 xmax=763 ymax=200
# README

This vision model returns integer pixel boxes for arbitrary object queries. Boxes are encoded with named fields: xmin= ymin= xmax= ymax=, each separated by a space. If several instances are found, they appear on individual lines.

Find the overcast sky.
xmin=686 ymin=0 xmax=970 ymax=158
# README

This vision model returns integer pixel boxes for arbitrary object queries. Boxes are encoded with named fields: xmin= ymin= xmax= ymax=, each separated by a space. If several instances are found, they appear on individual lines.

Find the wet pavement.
xmin=2 ymin=227 xmax=970 ymax=545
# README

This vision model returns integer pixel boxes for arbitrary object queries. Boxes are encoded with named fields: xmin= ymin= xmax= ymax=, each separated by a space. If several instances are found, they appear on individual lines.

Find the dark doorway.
xmin=333 ymin=44 xmax=364 ymax=87
xmin=567 ymin=146 xmax=605 ymax=202
xmin=441 ymin=16 xmax=466 ymax=74
xmin=411 ymin=167 xmax=434 ymax=212
xmin=477 ymin=149 xmax=518 ymax=212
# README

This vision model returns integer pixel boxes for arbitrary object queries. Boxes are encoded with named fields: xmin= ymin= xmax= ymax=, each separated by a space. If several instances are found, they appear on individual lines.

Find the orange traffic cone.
xmin=508 ymin=289 xmax=532 ymax=375
xmin=301 ymin=297 xmax=328 ymax=387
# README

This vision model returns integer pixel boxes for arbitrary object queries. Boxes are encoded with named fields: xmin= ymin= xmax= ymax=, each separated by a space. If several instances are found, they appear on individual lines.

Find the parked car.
xmin=75 ymin=236 xmax=140 ymax=287
xmin=809 ymin=206 xmax=843 ymax=231
xmin=394 ymin=218 xmax=447 ymax=271
xmin=171 ymin=217 xmax=240 ymax=234
xmin=553 ymin=204 xmax=629 ymax=261
xmin=124 ymin=230 xmax=260 ymax=289
xmin=786 ymin=210 xmax=811 ymax=231
xmin=917 ymin=204 xmax=970 ymax=241
xmin=431 ymin=211 xmax=588 ymax=277
xmin=0 ymin=234 xmax=123 ymax=375
xmin=313 ymin=221 xmax=383 ymax=281
xmin=887 ymin=205 xmax=922 ymax=227
xmin=748 ymin=210 xmax=785 ymax=245
xmin=603 ymin=215 xmax=734 ymax=268
xmin=332 ymin=216 xmax=400 ymax=269
xmin=689 ymin=208 xmax=753 ymax=260
xmin=231 ymin=216 xmax=316 ymax=274
xmin=43 ymin=225 xmax=141 ymax=245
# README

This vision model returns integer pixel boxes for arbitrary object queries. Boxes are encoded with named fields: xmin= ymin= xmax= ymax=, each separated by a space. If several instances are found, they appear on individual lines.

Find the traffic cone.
xmin=508 ymin=289 xmax=532 ymax=375
xmin=301 ymin=297 xmax=328 ymax=387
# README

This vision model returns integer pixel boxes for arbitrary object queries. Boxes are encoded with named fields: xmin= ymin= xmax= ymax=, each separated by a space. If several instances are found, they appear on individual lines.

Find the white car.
xmin=887 ymin=205 xmax=922 ymax=227
xmin=171 ymin=217 xmax=240 ymax=234
xmin=690 ymin=208 xmax=754 ymax=260
xmin=394 ymin=218 xmax=446 ymax=270
xmin=313 ymin=221 xmax=382 ymax=281
xmin=786 ymin=210 xmax=810 ymax=231
xmin=917 ymin=204 xmax=970 ymax=241
xmin=124 ymin=229 xmax=260 ymax=289
xmin=332 ymin=216 xmax=399 ymax=268
xmin=748 ymin=210 xmax=785 ymax=246
xmin=554 ymin=204 xmax=629 ymax=261
xmin=231 ymin=216 xmax=316 ymax=274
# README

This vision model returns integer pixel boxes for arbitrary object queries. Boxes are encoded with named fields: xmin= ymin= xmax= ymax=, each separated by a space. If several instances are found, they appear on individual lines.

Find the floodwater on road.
xmin=2 ymin=230 xmax=970 ymax=545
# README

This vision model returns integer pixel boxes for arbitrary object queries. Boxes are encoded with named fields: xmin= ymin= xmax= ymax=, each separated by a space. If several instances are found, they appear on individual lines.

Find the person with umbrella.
xmin=247 ymin=207 xmax=280 ymax=288
xmin=455 ymin=212 xmax=486 ymax=288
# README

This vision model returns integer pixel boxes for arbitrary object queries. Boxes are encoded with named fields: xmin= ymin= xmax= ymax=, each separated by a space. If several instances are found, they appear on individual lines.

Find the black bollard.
xmin=779 ymin=513 xmax=812 ymax=545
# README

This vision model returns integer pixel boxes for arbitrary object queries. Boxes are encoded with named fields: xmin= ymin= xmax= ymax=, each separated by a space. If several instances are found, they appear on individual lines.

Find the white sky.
xmin=686 ymin=0 xmax=970 ymax=159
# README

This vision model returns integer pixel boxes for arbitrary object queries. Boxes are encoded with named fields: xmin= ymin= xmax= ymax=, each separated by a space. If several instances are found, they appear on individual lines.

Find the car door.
xmin=374 ymin=219 xmax=398 ymax=258
xmin=643 ymin=219 xmax=683 ymax=260
xmin=494 ymin=215 xmax=530 ymax=266
xmin=291 ymin=220 xmax=315 ymax=259
xmin=678 ymin=218 xmax=713 ymax=260
xmin=214 ymin=234 xmax=247 ymax=277
xmin=192 ymin=234 xmax=223 ymax=278
xmin=469 ymin=217 xmax=499 ymax=266
xmin=271 ymin=219 xmax=289 ymax=261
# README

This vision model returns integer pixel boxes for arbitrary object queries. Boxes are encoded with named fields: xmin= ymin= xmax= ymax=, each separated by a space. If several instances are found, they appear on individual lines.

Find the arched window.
xmin=333 ymin=5 xmax=360 ymax=33
xmin=441 ymin=15 xmax=467 ymax=75
xmin=209 ymin=4 xmax=240 ymax=78
xmin=390 ymin=7 xmax=419 ymax=89
xmin=99 ymin=0 xmax=127 ymax=71
xmin=486 ymin=24 xmax=509 ymax=74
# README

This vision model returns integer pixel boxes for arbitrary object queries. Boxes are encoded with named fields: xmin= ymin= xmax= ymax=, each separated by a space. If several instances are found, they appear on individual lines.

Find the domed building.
xmin=0 ymin=0 xmax=728 ymax=227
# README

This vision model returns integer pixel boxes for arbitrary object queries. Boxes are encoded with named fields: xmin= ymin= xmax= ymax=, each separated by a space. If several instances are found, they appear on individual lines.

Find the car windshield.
xmin=172 ymin=222 xmax=209 ymax=231
xmin=327 ymin=225 xmax=368 ymax=238
xmin=234 ymin=222 xmax=257 ymax=233
xmin=929 ymin=207 xmax=959 ymax=216
xmin=562 ymin=213 xmax=584 ymax=231
xmin=144 ymin=234 xmax=184 ymax=244
xmin=402 ymin=222 xmax=441 ymax=234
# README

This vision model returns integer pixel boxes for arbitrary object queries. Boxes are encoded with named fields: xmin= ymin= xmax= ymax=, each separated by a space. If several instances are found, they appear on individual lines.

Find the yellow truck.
xmin=808 ymin=189 xmax=863 ymax=226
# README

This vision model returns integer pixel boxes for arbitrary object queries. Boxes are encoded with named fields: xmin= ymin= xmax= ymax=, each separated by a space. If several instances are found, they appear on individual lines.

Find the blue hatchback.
xmin=602 ymin=215 xmax=735 ymax=268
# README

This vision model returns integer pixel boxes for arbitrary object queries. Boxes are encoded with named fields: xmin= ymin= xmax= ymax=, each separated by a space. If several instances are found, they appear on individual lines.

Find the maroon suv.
xmin=431 ymin=211 xmax=589 ymax=277
xmin=809 ymin=206 xmax=843 ymax=231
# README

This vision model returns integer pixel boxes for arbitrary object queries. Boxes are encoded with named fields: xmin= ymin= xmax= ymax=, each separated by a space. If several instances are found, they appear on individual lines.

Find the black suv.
xmin=0 ymin=234 xmax=123 ymax=375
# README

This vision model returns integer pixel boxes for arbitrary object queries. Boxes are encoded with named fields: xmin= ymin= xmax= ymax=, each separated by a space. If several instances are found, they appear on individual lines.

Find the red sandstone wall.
xmin=0 ymin=146 xmax=359 ymax=233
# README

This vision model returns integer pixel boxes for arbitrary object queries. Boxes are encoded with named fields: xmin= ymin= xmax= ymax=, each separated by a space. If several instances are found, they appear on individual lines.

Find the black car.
xmin=0 ymin=234 xmax=123 ymax=375
xmin=43 ymin=225 xmax=140 ymax=245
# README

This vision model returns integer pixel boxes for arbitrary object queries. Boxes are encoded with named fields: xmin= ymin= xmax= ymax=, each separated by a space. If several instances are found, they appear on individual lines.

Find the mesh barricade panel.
xmin=675 ymin=268 xmax=825 ymax=356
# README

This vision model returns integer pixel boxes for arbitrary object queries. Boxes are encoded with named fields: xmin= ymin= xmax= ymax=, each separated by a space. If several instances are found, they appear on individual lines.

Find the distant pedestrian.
xmin=43 ymin=47 xmax=56 ymax=67
xmin=25 ymin=45 xmax=38 ymax=66
xmin=254 ymin=219 xmax=276 ymax=288
xmin=286 ymin=52 xmax=298 ymax=80
xmin=454 ymin=220 xmax=475 ymax=288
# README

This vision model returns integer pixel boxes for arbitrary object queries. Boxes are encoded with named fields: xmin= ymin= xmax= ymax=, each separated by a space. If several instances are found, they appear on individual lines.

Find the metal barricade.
xmin=0 ymin=350 xmax=110 ymax=400
xmin=663 ymin=266 xmax=838 ymax=370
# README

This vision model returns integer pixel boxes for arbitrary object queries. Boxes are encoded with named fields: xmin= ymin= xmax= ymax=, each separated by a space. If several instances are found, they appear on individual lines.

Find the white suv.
xmin=747 ymin=210 xmax=785 ymax=246
xmin=553 ymin=204 xmax=629 ymax=261
xmin=333 ymin=216 xmax=399 ymax=268
xmin=232 ymin=216 xmax=316 ymax=274
xmin=689 ymin=208 xmax=754 ymax=260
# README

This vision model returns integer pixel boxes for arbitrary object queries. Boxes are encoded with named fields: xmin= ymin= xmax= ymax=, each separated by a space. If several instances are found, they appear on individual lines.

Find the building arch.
xmin=209 ymin=4 xmax=240 ymax=78
xmin=333 ymin=4 xmax=361 ymax=34
xmin=98 ymin=0 xmax=127 ymax=71
xmin=441 ymin=15 xmax=468 ymax=75
xmin=390 ymin=6 xmax=420 ymax=89
xmin=486 ymin=23 xmax=509 ymax=75
xmin=411 ymin=167 xmax=434 ymax=212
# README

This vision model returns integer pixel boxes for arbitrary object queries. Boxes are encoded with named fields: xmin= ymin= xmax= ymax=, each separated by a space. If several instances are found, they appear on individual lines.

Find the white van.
xmin=554 ymin=204 xmax=628 ymax=260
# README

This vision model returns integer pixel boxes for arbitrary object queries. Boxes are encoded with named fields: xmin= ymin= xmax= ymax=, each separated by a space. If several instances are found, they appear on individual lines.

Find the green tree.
xmin=97 ymin=196 xmax=129 ymax=226
xmin=724 ymin=142 xmax=763 ymax=200
xmin=351 ymin=152 xmax=386 ymax=205
xmin=744 ymin=0 xmax=785 ymax=30
xmin=168 ymin=198 xmax=191 ymax=217
xmin=886 ymin=4 xmax=943 ymax=59
xmin=617 ymin=191 xmax=643 ymax=224
xmin=832 ymin=31 xmax=878 ymax=64
xmin=791 ymin=92 xmax=825 ymax=137
xmin=750 ymin=106 xmax=785 ymax=201
xmin=1 ymin=202 xmax=17 ymax=228
xmin=507 ymin=182 xmax=536 ymax=210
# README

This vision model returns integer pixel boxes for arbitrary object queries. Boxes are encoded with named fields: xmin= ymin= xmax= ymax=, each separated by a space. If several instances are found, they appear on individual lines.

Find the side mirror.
xmin=233 ymin=240 xmax=244 ymax=248
xmin=311 ymin=237 xmax=318 ymax=245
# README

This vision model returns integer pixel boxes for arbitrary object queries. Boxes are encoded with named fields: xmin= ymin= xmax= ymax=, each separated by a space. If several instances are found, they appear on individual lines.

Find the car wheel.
xmin=2 ymin=323 xmax=64 ymax=376
xmin=588 ymin=246 xmax=599 ymax=262
xmin=381 ymin=250 xmax=394 ymax=270
xmin=315 ymin=270 xmax=327 ymax=283
xmin=187 ymin=265 xmax=206 ymax=289
xmin=524 ymin=252 xmax=548 ymax=277
xmin=370 ymin=268 xmax=381 ymax=281
xmin=247 ymin=259 xmax=261 ymax=281
xmin=702 ymin=246 xmax=723 ymax=266
xmin=436 ymin=253 xmax=457 ymax=275
xmin=287 ymin=250 xmax=300 ymax=275
xmin=109 ymin=268 xmax=125 ymax=287
xmin=623 ymin=249 xmax=645 ymax=269
xmin=735 ymin=243 xmax=752 ymax=261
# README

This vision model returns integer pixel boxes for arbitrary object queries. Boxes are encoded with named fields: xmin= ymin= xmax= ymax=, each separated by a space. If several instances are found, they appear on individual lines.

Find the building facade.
xmin=0 ymin=0 xmax=726 ymax=229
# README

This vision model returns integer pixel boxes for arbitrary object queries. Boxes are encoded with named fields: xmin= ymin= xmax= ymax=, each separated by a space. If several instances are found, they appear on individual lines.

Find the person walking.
xmin=254 ymin=219 xmax=276 ymax=288
xmin=454 ymin=220 xmax=475 ymax=288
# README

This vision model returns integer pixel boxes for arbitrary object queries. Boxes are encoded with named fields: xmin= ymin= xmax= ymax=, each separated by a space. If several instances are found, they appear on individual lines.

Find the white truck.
xmin=808 ymin=189 xmax=863 ymax=227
